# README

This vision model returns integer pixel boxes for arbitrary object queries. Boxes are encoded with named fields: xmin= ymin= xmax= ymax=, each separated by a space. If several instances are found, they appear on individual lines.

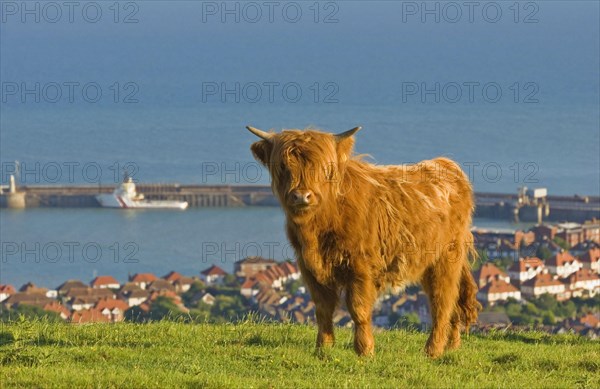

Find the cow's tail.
xmin=457 ymin=238 xmax=481 ymax=330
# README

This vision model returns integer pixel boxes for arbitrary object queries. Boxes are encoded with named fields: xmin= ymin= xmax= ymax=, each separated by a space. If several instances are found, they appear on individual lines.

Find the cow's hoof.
xmin=425 ymin=341 xmax=445 ymax=359
xmin=354 ymin=341 xmax=375 ymax=357
xmin=446 ymin=337 xmax=461 ymax=351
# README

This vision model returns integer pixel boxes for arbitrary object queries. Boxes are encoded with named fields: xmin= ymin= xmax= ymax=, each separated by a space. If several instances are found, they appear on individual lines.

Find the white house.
xmin=563 ymin=269 xmax=600 ymax=297
xmin=546 ymin=252 xmax=582 ymax=277
xmin=477 ymin=279 xmax=521 ymax=305
xmin=521 ymin=271 xmax=566 ymax=299
xmin=579 ymin=248 xmax=600 ymax=274
xmin=508 ymin=257 xmax=545 ymax=283
xmin=200 ymin=265 xmax=228 ymax=285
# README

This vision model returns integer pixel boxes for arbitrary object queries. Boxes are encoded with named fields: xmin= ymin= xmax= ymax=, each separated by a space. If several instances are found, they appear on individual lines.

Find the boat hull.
xmin=95 ymin=194 xmax=188 ymax=210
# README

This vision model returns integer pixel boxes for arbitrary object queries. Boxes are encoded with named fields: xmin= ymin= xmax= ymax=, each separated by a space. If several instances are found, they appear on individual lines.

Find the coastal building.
xmin=147 ymin=279 xmax=176 ymax=292
xmin=477 ymin=279 xmax=521 ymax=305
xmin=562 ymin=269 xmax=600 ymax=297
xmin=200 ymin=265 xmax=228 ymax=285
xmin=234 ymin=256 xmax=278 ymax=278
xmin=95 ymin=298 xmax=130 ymax=322
xmin=579 ymin=248 xmax=600 ymax=274
xmin=120 ymin=289 xmax=149 ymax=307
xmin=91 ymin=276 xmax=120 ymax=289
xmin=3 ymin=292 xmax=54 ymax=309
xmin=521 ymin=272 xmax=566 ymax=299
xmin=43 ymin=301 xmax=70 ymax=320
xmin=0 ymin=284 xmax=16 ymax=302
xmin=71 ymin=308 xmax=110 ymax=324
xmin=129 ymin=273 xmax=158 ymax=290
xmin=554 ymin=221 xmax=600 ymax=247
xmin=508 ymin=257 xmax=545 ymax=284
xmin=546 ymin=252 xmax=582 ymax=277
xmin=56 ymin=280 xmax=87 ymax=296
xmin=473 ymin=263 xmax=510 ymax=288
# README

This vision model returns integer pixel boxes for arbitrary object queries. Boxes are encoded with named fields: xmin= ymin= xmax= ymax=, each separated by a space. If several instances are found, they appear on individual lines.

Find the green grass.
xmin=1 ymin=319 xmax=598 ymax=388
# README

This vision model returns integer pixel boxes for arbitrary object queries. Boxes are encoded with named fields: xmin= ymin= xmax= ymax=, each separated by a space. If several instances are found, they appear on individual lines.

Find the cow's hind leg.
xmin=421 ymin=260 xmax=461 ymax=359
xmin=346 ymin=274 xmax=377 ymax=356
xmin=447 ymin=311 xmax=462 ymax=350
xmin=449 ymin=262 xmax=482 ymax=350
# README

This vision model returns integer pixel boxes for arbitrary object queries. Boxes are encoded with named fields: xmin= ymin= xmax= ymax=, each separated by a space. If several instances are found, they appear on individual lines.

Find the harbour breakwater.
xmin=1 ymin=183 xmax=598 ymax=223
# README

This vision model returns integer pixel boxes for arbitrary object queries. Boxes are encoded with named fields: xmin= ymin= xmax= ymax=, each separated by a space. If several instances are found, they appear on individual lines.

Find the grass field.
xmin=1 ymin=319 xmax=598 ymax=388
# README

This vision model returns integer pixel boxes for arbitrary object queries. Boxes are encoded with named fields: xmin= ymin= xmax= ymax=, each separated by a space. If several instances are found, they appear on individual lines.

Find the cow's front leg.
xmin=346 ymin=275 xmax=376 ymax=356
xmin=303 ymin=270 xmax=339 ymax=349
xmin=301 ymin=243 xmax=331 ymax=285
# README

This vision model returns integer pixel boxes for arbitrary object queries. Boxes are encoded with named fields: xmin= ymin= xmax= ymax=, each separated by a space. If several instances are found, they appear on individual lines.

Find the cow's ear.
xmin=335 ymin=127 xmax=361 ymax=162
xmin=251 ymin=140 xmax=272 ymax=166
xmin=336 ymin=136 xmax=355 ymax=162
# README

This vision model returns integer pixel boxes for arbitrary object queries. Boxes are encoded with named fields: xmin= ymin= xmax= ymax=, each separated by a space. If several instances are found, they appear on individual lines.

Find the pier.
xmin=1 ymin=183 xmax=598 ymax=223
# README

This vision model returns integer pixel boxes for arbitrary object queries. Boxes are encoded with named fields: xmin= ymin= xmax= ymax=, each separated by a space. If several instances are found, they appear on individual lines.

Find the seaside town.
xmin=2 ymin=219 xmax=599 ymax=338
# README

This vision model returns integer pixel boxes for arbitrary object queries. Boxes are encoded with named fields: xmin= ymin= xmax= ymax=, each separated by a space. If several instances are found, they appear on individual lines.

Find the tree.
xmin=181 ymin=281 xmax=206 ymax=306
xmin=553 ymin=237 xmax=570 ymax=250
xmin=125 ymin=296 xmax=186 ymax=322
xmin=222 ymin=274 xmax=240 ymax=288
xmin=0 ymin=305 xmax=61 ymax=322
xmin=536 ymin=246 xmax=552 ymax=260
xmin=210 ymin=295 xmax=246 ymax=322
xmin=542 ymin=311 xmax=556 ymax=325
xmin=286 ymin=279 xmax=304 ymax=295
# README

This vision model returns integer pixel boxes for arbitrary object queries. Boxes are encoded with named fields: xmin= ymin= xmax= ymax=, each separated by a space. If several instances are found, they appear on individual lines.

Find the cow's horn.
xmin=335 ymin=126 xmax=362 ymax=141
xmin=246 ymin=126 xmax=273 ymax=141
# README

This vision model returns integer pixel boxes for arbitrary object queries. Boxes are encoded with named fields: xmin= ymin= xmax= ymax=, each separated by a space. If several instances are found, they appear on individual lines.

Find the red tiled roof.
xmin=201 ymin=265 xmax=228 ymax=276
xmin=130 ymin=273 xmax=158 ymax=283
xmin=0 ymin=284 xmax=16 ymax=294
xmin=241 ymin=279 xmax=259 ymax=289
xmin=509 ymin=257 xmax=545 ymax=273
xmin=71 ymin=308 xmax=110 ymax=323
xmin=579 ymin=313 xmax=599 ymax=328
xmin=279 ymin=262 xmax=298 ymax=275
xmin=43 ymin=301 xmax=70 ymax=317
xmin=474 ymin=263 xmax=508 ymax=282
xmin=479 ymin=279 xmax=519 ymax=294
xmin=91 ymin=276 xmax=120 ymax=287
xmin=547 ymin=252 xmax=579 ymax=267
xmin=95 ymin=297 xmax=129 ymax=312
xmin=148 ymin=290 xmax=180 ymax=303
xmin=564 ymin=269 xmax=599 ymax=284
xmin=580 ymin=248 xmax=600 ymax=264
xmin=522 ymin=273 xmax=563 ymax=288
xmin=163 ymin=271 xmax=183 ymax=282
xmin=19 ymin=282 xmax=48 ymax=294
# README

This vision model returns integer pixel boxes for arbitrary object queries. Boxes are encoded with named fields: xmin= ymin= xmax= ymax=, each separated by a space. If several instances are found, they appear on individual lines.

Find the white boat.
xmin=96 ymin=177 xmax=188 ymax=210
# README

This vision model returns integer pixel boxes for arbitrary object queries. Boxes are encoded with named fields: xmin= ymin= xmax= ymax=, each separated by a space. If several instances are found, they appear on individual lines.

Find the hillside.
xmin=1 ymin=320 xmax=598 ymax=388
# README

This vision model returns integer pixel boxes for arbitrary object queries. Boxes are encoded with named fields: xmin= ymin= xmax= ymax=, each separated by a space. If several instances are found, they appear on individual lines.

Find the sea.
xmin=1 ymin=2 xmax=598 ymax=287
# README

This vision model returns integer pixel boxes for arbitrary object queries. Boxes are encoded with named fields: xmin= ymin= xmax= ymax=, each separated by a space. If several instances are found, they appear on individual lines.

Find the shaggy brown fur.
xmin=248 ymin=126 xmax=481 ymax=358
